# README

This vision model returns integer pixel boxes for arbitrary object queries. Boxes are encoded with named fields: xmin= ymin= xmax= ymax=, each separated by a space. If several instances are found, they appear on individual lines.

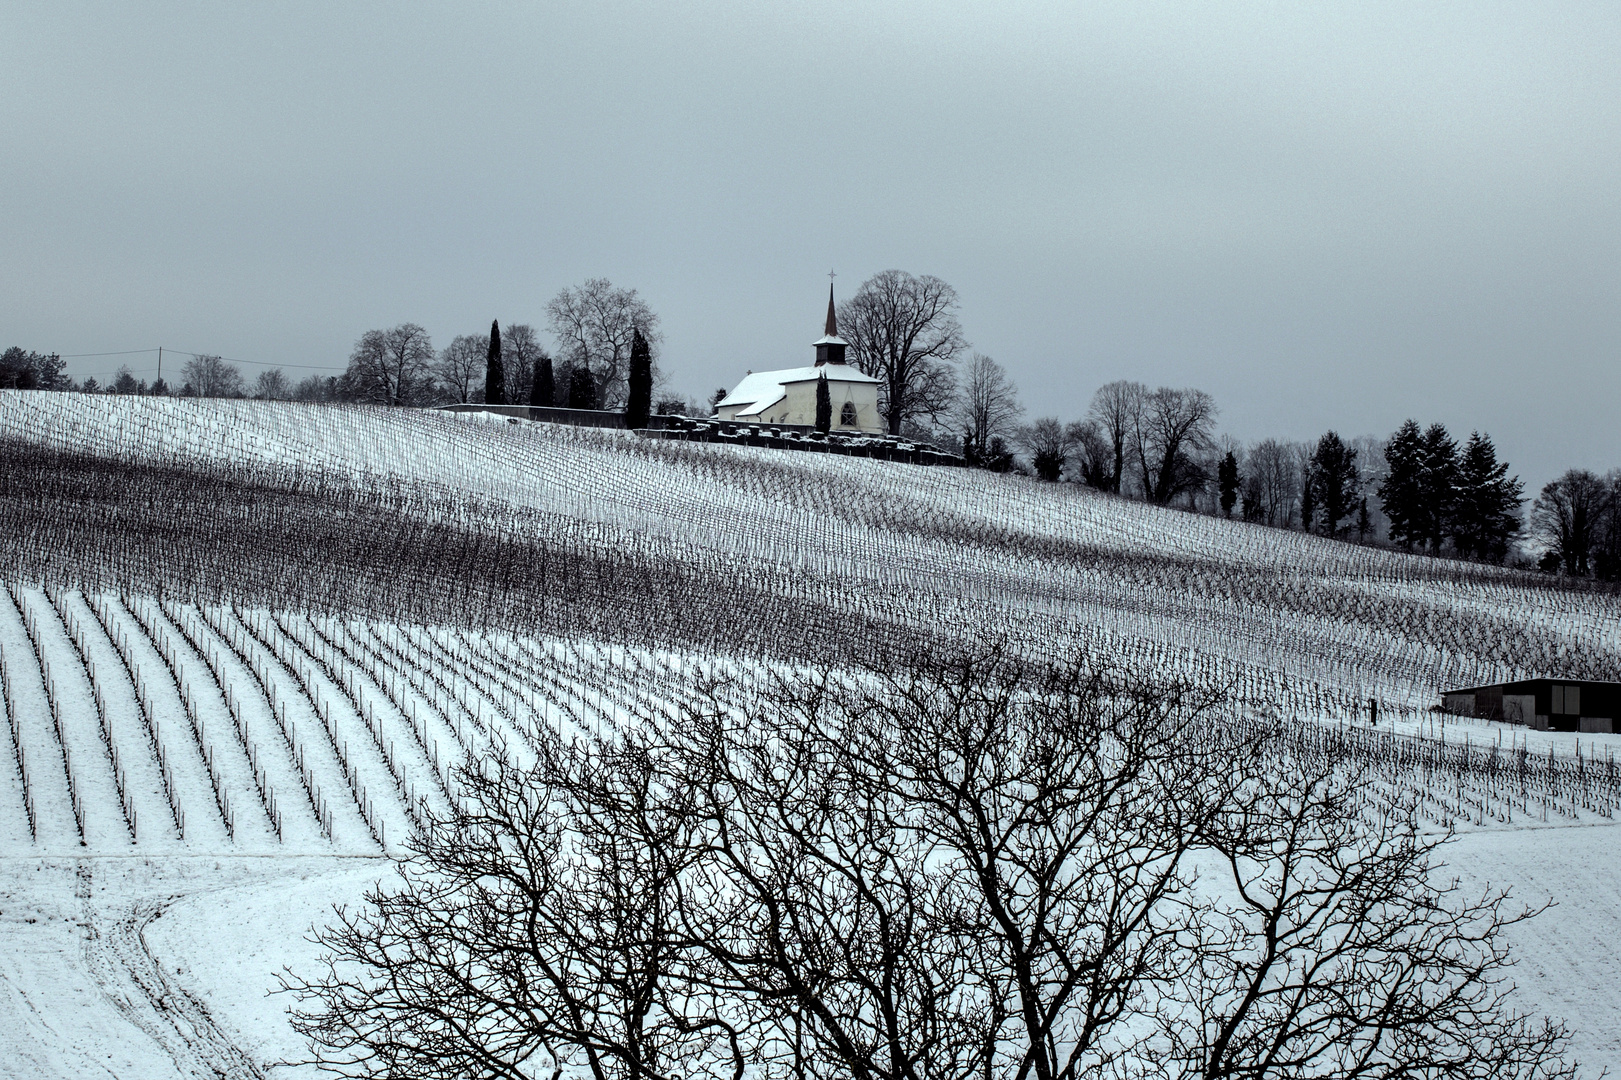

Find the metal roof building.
xmin=1441 ymin=678 xmax=1621 ymax=732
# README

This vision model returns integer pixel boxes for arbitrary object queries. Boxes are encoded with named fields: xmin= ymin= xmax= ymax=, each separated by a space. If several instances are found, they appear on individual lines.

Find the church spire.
xmin=813 ymin=278 xmax=849 ymax=366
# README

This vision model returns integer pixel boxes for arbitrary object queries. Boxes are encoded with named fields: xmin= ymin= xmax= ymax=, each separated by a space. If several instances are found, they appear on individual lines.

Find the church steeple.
xmin=813 ymin=281 xmax=849 ymax=366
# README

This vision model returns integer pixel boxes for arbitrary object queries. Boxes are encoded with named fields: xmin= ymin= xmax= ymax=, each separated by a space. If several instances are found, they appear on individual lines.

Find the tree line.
xmin=12 ymin=267 xmax=1619 ymax=573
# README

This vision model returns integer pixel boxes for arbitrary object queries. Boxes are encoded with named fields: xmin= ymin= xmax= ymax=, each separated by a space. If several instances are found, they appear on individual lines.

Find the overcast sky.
xmin=4 ymin=1 xmax=1618 ymax=491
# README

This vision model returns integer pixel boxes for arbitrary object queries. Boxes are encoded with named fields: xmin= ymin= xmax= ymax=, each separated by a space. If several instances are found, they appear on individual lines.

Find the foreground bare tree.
xmin=284 ymin=732 xmax=743 ymax=1080
xmin=287 ymin=648 xmax=1579 ymax=1080
xmin=1155 ymin=754 xmax=1576 ymax=1079
xmin=839 ymin=270 xmax=967 ymax=435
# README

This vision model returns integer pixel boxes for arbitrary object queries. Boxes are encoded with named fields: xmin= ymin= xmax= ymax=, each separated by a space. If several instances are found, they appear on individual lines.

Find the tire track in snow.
xmin=75 ymin=862 xmax=265 ymax=1080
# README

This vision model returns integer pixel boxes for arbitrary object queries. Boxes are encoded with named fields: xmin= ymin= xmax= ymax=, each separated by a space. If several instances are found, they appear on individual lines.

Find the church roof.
xmin=718 ymin=365 xmax=879 ymax=416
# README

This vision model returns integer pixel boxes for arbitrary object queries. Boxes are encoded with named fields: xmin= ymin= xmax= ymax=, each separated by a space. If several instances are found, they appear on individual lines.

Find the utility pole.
xmin=157 ymin=346 xmax=162 ymax=385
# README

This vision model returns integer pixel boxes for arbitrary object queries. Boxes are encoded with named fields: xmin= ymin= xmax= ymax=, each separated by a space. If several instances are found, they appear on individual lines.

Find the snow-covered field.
xmin=2 ymin=392 xmax=1620 ymax=1075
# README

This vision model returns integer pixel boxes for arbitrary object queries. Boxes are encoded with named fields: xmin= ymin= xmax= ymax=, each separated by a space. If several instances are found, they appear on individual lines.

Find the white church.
xmin=714 ymin=287 xmax=883 ymax=433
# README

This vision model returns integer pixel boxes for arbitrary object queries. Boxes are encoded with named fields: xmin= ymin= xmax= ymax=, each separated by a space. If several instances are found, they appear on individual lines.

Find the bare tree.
xmin=1158 ymin=752 xmax=1576 ymax=1079
xmin=293 ymin=374 xmax=343 ymax=403
xmin=181 ymin=354 xmax=245 ymax=398
xmin=1071 ymin=418 xmax=1114 ymax=489
xmin=1016 ymin=416 xmax=1083 ymax=481
xmin=1531 ymin=469 xmax=1612 ymax=576
xmin=346 ymin=324 xmax=436 ymax=406
xmin=839 ymin=270 xmax=968 ymax=436
xmin=433 ymin=333 xmax=489 ymax=404
xmin=1246 ymin=439 xmax=1301 ymax=527
xmin=502 ymin=324 xmax=548 ymax=405
xmin=288 ymin=651 xmax=1577 ymax=1080
xmin=1135 ymin=387 xmax=1218 ymax=505
xmin=1086 ymin=380 xmax=1147 ymax=494
xmin=254 ymin=368 xmax=291 ymax=400
xmin=286 ymin=734 xmax=743 ymax=1080
xmin=547 ymin=279 xmax=662 ymax=409
xmin=953 ymin=353 xmax=1024 ymax=466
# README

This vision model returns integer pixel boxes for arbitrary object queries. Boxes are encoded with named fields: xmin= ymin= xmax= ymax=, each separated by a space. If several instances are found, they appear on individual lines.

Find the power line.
xmin=56 ymin=346 xmax=341 ymax=372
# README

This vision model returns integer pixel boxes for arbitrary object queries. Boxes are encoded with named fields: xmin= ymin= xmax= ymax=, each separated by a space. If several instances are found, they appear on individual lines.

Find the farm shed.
xmin=1441 ymin=679 xmax=1621 ymax=732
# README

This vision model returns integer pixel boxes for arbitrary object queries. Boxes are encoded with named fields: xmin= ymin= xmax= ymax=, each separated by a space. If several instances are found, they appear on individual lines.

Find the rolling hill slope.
xmin=2 ymin=391 xmax=1620 ymax=1075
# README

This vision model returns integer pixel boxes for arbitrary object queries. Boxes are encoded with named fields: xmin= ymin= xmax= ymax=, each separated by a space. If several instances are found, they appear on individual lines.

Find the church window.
xmin=840 ymin=402 xmax=858 ymax=426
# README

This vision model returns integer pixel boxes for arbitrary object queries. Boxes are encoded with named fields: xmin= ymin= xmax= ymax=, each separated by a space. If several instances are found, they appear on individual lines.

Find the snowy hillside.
xmin=2 ymin=392 xmax=1620 ymax=1075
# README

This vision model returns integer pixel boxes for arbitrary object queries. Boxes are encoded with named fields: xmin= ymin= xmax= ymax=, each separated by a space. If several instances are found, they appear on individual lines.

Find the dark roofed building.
xmin=1441 ymin=678 xmax=1621 ymax=732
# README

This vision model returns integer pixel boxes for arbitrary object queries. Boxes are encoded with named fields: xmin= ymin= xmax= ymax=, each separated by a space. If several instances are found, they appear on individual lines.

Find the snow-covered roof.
xmin=718 ymin=364 xmax=879 ymax=415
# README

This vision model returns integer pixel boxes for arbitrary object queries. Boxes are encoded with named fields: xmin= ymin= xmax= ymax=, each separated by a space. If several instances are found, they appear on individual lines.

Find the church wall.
xmin=728 ymin=377 xmax=881 ymax=433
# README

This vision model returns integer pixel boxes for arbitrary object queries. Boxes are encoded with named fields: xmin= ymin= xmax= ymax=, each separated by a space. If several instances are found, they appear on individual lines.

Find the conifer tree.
xmin=1417 ymin=423 xmax=1459 ymax=552
xmin=485 ymin=320 xmax=507 ymax=406
xmin=1300 ymin=470 xmax=1315 ymax=533
xmin=1308 ymin=431 xmax=1359 ymax=537
xmin=567 ymin=363 xmax=597 ymax=409
xmin=530 ymin=357 xmax=552 ymax=407
xmin=1217 ymin=451 xmax=1240 ymax=518
xmin=1378 ymin=420 xmax=1425 ymax=549
xmin=1356 ymin=497 xmax=1371 ymax=543
xmin=625 ymin=328 xmax=653 ymax=428
xmin=1451 ymin=432 xmax=1523 ymax=562
xmin=815 ymin=372 xmax=832 ymax=433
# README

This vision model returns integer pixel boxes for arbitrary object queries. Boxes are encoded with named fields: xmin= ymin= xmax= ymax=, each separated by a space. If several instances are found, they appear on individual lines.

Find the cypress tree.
xmin=530 ymin=357 xmax=552 ymax=407
xmin=1300 ymin=471 xmax=1315 ymax=533
xmin=625 ymin=328 xmax=653 ymax=429
xmin=1357 ymin=497 xmax=1371 ymax=543
xmin=1378 ymin=419 xmax=1424 ymax=549
xmin=485 ymin=320 xmax=507 ymax=406
xmin=567 ymin=364 xmax=597 ymax=409
xmin=815 ymin=372 xmax=832 ymax=433
xmin=1217 ymin=451 xmax=1240 ymax=518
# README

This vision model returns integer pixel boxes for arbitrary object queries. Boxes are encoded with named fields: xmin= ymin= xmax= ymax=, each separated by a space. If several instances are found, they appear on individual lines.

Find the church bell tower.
xmin=813 ymin=282 xmax=849 ymax=366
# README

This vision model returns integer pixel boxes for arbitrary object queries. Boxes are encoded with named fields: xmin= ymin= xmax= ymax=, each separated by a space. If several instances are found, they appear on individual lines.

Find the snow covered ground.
xmin=3 ymin=394 xmax=1621 ymax=1073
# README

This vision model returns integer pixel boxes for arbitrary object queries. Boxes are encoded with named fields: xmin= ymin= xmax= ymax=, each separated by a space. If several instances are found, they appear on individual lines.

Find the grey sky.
xmin=4 ymin=1 xmax=1618 ymax=492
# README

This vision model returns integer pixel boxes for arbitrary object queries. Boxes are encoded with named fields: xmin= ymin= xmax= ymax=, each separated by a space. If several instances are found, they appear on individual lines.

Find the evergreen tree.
xmin=1417 ymin=423 xmax=1459 ymax=552
xmin=567 ymin=363 xmax=597 ymax=409
xmin=1356 ymin=497 xmax=1371 ymax=543
xmin=1300 ymin=470 xmax=1315 ymax=532
xmin=530 ymin=357 xmax=552 ymax=407
xmin=1452 ymin=432 xmax=1523 ymax=562
xmin=1217 ymin=451 xmax=1240 ymax=518
xmin=624 ymin=328 xmax=653 ymax=428
xmin=1378 ymin=419 xmax=1424 ymax=549
xmin=1308 ymin=431 xmax=1359 ymax=536
xmin=485 ymin=320 xmax=507 ymax=406
xmin=815 ymin=372 xmax=832 ymax=433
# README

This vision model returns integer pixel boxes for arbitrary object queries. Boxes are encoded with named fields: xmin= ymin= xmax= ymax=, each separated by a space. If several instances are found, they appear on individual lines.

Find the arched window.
xmin=840 ymin=401 xmax=858 ymax=426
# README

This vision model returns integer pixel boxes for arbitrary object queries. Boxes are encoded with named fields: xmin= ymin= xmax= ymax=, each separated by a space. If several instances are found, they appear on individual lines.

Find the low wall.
xmin=437 ymin=404 xmax=963 ymax=466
